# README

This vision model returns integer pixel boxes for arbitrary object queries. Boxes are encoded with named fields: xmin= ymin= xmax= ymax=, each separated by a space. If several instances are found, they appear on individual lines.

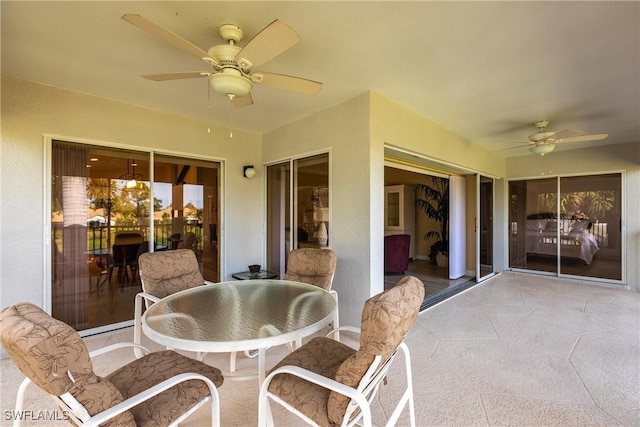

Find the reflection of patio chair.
xmin=170 ymin=233 xmax=182 ymax=250
xmin=178 ymin=231 xmax=198 ymax=252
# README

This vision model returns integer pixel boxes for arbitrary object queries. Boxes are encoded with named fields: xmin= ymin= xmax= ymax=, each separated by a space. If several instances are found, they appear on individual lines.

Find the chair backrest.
xmin=138 ymin=249 xmax=204 ymax=299
xmin=283 ymin=248 xmax=337 ymax=290
xmin=181 ymin=231 xmax=197 ymax=252
xmin=327 ymin=275 xmax=425 ymax=424
xmin=0 ymin=303 xmax=135 ymax=425
xmin=113 ymin=232 xmax=144 ymax=263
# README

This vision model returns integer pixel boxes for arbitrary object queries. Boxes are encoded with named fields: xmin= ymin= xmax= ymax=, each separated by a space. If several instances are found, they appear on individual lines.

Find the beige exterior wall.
xmin=263 ymin=93 xmax=373 ymax=327
xmin=0 ymin=75 xmax=263 ymax=311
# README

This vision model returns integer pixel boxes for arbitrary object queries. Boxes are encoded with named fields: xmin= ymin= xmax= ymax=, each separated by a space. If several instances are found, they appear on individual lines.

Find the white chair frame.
xmin=258 ymin=326 xmax=416 ymax=427
xmin=12 ymin=342 xmax=221 ymax=427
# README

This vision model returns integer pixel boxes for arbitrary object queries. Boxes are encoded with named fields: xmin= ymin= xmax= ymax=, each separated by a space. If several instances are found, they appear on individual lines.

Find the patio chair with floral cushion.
xmin=258 ymin=275 xmax=425 ymax=427
xmin=285 ymin=247 xmax=339 ymax=332
xmin=134 ymin=249 xmax=206 ymax=358
xmin=0 ymin=302 xmax=223 ymax=427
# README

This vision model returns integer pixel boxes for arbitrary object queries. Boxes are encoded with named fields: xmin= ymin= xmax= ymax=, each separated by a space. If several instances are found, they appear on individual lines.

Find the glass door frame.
xmin=476 ymin=174 xmax=495 ymax=282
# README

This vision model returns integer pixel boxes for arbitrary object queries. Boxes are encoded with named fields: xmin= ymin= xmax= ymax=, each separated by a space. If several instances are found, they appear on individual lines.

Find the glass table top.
xmin=143 ymin=280 xmax=336 ymax=352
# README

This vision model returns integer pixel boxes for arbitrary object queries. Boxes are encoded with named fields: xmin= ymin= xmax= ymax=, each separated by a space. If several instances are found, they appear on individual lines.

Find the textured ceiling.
xmin=2 ymin=1 xmax=639 ymax=157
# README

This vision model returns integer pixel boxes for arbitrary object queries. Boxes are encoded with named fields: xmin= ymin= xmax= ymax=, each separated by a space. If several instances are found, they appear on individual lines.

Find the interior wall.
xmin=384 ymin=167 xmax=426 ymax=259
xmin=0 ymin=76 xmax=264 ymax=314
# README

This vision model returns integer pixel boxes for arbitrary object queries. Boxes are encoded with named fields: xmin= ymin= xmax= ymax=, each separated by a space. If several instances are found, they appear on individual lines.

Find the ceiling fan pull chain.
xmin=228 ymin=98 xmax=234 ymax=138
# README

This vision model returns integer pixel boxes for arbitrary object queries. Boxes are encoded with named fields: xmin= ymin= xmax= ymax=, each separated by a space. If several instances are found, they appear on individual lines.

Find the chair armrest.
xmin=325 ymin=326 xmax=361 ymax=341
xmin=136 ymin=291 xmax=161 ymax=304
xmin=89 ymin=342 xmax=150 ymax=358
xmin=81 ymin=372 xmax=220 ymax=427
xmin=262 ymin=365 xmax=372 ymax=426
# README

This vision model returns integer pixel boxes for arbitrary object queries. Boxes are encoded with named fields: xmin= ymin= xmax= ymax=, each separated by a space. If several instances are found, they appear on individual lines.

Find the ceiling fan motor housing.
xmin=529 ymin=131 xmax=555 ymax=143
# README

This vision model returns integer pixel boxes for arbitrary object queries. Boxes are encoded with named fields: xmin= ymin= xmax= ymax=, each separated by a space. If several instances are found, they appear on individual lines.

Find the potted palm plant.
xmin=416 ymin=176 xmax=449 ymax=266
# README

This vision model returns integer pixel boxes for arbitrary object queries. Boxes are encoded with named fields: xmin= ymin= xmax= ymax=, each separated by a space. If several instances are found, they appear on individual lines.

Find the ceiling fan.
xmin=504 ymin=120 xmax=608 ymax=156
xmin=121 ymin=14 xmax=322 ymax=107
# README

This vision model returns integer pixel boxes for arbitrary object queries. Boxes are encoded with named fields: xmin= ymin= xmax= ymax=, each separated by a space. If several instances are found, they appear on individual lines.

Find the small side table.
xmin=232 ymin=270 xmax=278 ymax=280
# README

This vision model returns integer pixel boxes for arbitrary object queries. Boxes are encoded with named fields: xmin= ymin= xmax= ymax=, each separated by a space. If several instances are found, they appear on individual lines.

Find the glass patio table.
xmin=142 ymin=280 xmax=336 ymax=384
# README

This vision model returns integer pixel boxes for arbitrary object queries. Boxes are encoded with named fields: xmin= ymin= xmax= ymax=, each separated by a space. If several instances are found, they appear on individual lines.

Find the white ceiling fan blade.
xmin=122 ymin=14 xmax=215 ymax=63
xmin=547 ymin=129 xmax=584 ymax=141
xmin=232 ymin=92 xmax=254 ymax=107
xmin=142 ymin=72 xmax=211 ymax=81
xmin=498 ymin=145 xmax=529 ymax=152
xmin=554 ymin=133 xmax=608 ymax=144
xmin=255 ymin=72 xmax=322 ymax=95
xmin=235 ymin=20 xmax=300 ymax=69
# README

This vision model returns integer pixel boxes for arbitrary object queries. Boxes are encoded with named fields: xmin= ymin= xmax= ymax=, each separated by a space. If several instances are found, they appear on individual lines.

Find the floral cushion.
xmin=266 ymin=275 xmax=425 ymax=427
xmin=267 ymin=337 xmax=356 ymax=427
xmin=138 ymin=249 xmax=204 ymax=298
xmin=0 ymin=303 xmax=135 ymax=426
xmin=283 ymin=248 xmax=337 ymax=290
xmin=327 ymin=276 xmax=424 ymax=424
xmin=0 ymin=303 xmax=224 ymax=427
xmin=106 ymin=350 xmax=223 ymax=427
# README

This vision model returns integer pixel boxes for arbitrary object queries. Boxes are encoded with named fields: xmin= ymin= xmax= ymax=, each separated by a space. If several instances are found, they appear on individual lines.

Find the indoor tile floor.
xmin=2 ymin=272 xmax=638 ymax=426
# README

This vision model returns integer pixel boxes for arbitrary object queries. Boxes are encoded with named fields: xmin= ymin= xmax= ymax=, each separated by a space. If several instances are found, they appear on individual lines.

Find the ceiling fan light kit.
xmin=530 ymin=144 xmax=555 ymax=156
xmin=209 ymin=73 xmax=252 ymax=98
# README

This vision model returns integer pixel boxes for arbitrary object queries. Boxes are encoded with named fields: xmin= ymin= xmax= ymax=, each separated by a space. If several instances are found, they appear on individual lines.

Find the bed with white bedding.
xmin=526 ymin=217 xmax=599 ymax=265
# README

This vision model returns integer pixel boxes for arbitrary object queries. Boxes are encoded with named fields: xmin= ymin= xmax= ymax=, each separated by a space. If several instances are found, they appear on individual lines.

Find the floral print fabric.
xmin=138 ymin=249 xmax=204 ymax=299
xmin=283 ymin=248 xmax=337 ymax=291
xmin=266 ymin=276 xmax=425 ymax=426
xmin=0 ymin=303 xmax=224 ymax=427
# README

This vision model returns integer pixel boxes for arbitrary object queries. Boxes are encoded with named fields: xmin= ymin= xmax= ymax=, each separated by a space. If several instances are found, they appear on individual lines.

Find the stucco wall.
xmin=0 ymin=76 xmax=264 ymax=312
xmin=263 ymin=93 xmax=373 ymax=328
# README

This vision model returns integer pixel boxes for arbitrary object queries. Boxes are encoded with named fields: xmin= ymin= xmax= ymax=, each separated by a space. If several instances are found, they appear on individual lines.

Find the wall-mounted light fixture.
xmin=243 ymin=165 xmax=256 ymax=179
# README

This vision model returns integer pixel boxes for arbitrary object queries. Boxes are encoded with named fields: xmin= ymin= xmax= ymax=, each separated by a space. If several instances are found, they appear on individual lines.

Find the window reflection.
xmin=509 ymin=174 xmax=621 ymax=280
xmin=51 ymin=142 xmax=220 ymax=332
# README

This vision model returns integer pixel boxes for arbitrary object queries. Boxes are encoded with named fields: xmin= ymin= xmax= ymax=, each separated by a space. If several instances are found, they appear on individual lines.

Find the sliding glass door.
xmin=153 ymin=155 xmax=221 ymax=283
xmin=508 ymin=173 xmax=622 ymax=281
xmin=266 ymin=153 xmax=330 ymax=278
xmin=51 ymin=140 xmax=220 ymax=332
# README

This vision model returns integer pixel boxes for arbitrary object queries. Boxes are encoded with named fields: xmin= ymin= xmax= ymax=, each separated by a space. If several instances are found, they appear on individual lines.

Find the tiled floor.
xmin=2 ymin=272 xmax=638 ymax=426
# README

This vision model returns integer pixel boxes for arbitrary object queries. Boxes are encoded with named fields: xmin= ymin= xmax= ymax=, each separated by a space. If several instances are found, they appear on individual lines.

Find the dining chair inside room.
xmin=0 ymin=302 xmax=223 ymax=427
xmin=259 ymin=275 xmax=425 ymax=427
xmin=111 ymin=231 xmax=144 ymax=284
xmin=134 ymin=249 xmax=206 ymax=358
xmin=180 ymin=231 xmax=200 ymax=259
